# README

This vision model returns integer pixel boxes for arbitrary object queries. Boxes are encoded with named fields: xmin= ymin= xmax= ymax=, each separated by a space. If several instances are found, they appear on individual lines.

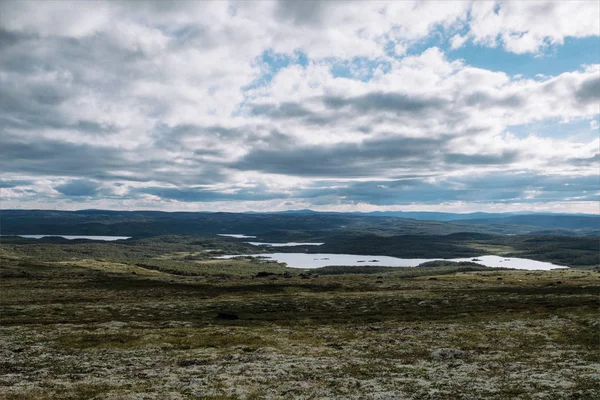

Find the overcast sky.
xmin=1 ymin=0 xmax=599 ymax=213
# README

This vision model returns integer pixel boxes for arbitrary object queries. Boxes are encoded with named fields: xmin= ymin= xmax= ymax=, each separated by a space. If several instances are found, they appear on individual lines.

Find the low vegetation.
xmin=1 ymin=236 xmax=599 ymax=399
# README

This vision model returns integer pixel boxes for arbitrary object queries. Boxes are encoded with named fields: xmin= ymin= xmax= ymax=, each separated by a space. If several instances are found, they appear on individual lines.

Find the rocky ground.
xmin=1 ymin=250 xmax=599 ymax=399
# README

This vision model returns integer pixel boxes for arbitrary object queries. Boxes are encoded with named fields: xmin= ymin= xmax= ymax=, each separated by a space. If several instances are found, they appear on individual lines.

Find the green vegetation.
xmin=1 ymin=236 xmax=599 ymax=399
xmin=2 ymin=230 xmax=599 ymax=269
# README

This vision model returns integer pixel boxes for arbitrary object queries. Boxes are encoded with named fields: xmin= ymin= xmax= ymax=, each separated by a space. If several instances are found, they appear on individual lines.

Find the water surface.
xmin=217 ymin=234 xmax=257 ymax=238
xmin=246 ymin=242 xmax=324 ymax=247
xmin=216 ymin=253 xmax=566 ymax=270
xmin=4 ymin=235 xmax=131 ymax=241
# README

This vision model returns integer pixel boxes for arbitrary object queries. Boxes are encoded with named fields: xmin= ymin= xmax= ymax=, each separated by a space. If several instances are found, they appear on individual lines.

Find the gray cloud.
xmin=55 ymin=179 xmax=101 ymax=196
xmin=0 ymin=28 xmax=24 ymax=49
xmin=567 ymin=153 xmax=600 ymax=166
xmin=298 ymin=179 xmax=505 ymax=205
xmin=0 ymin=179 xmax=32 ymax=189
xmin=232 ymin=135 xmax=446 ymax=177
xmin=576 ymin=76 xmax=600 ymax=104
xmin=249 ymin=102 xmax=335 ymax=125
xmin=444 ymin=151 xmax=520 ymax=165
xmin=454 ymin=172 xmax=600 ymax=194
xmin=292 ymin=172 xmax=600 ymax=206
xmin=0 ymin=134 xmax=131 ymax=177
xmin=323 ymin=93 xmax=446 ymax=115
xmin=0 ymin=130 xmax=231 ymax=187
xmin=275 ymin=0 xmax=327 ymax=26
xmin=137 ymin=185 xmax=288 ymax=202
xmin=150 ymin=123 xmax=240 ymax=152
xmin=233 ymin=132 xmax=527 ymax=178
xmin=464 ymin=92 xmax=524 ymax=109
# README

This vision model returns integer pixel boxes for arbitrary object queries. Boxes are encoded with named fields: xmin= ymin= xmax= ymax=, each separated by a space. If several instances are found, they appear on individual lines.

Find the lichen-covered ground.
xmin=1 ymin=249 xmax=599 ymax=399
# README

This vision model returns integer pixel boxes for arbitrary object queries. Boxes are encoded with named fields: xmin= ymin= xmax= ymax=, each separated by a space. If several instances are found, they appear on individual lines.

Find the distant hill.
xmin=451 ymin=215 xmax=600 ymax=230
xmin=0 ymin=209 xmax=471 ymax=238
xmin=262 ymin=209 xmax=597 ymax=222
xmin=1 ymin=209 xmax=598 ymax=238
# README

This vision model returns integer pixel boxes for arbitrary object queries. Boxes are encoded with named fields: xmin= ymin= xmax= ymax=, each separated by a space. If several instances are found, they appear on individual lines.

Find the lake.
xmin=217 ymin=234 xmax=257 ymax=238
xmin=3 ymin=235 xmax=131 ymax=241
xmin=216 ymin=253 xmax=567 ymax=270
xmin=246 ymin=242 xmax=324 ymax=247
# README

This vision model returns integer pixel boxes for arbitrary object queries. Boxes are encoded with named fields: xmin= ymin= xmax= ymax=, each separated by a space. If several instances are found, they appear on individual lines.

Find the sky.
xmin=0 ymin=0 xmax=599 ymax=214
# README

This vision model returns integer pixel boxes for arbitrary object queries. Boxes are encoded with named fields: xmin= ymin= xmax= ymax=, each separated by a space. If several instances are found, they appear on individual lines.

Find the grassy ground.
xmin=1 ymin=243 xmax=599 ymax=399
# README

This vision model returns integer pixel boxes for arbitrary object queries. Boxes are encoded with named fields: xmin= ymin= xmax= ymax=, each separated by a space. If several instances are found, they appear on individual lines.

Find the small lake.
xmin=217 ymin=234 xmax=257 ymax=238
xmin=3 ymin=235 xmax=131 ymax=241
xmin=246 ymin=242 xmax=324 ymax=247
xmin=216 ymin=253 xmax=567 ymax=270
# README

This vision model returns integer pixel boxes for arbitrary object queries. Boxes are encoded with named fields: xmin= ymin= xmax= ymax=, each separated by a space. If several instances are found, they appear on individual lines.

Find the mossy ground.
xmin=1 ymin=244 xmax=599 ymax=399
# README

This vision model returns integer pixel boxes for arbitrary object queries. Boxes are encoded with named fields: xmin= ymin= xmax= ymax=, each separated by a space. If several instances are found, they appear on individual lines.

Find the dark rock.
xmin=497 ymin=277 xmax=503 ymax=280
xmin=255 ymin=272 xmax=276 ymax=278
xmin=178 ymin=359 xmax=205 ymax=367
xmin=217 ymin=312 xmax=239 ymax=320
xmin=428 ymin=277 xmax=438 ymax=281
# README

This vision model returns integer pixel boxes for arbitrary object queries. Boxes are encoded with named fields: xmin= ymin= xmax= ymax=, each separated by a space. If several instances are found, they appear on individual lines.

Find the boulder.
xmin=217 ymin=312 xmax=239 ymax=320
xmin=430 ymin=348 xmax=467 ymax=361
xmin=255 ymin=271 xmax=276 ymax=278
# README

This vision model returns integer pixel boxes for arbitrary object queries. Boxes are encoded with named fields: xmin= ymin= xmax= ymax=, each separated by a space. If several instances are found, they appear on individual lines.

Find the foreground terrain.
xmin=1 ymin=238 xmax=599 ymax=399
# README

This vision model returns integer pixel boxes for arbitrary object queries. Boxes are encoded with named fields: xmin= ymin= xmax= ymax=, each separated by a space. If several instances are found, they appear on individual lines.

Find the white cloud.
xmin=1 ymin=0 xmax=599 ymax=212
xmin=449 ymin=34 xmax=468 ymax=50
xmin=468 ymin=1 xmax=600 ymax=54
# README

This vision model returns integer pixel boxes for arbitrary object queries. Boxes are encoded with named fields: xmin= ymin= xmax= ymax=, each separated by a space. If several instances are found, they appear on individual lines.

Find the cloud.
xmin=444 ymin=151 xmax=520 ymax=165
xmin=0 ymin=133 xmax=132 ymax=177
xmin=323 ymin=92 xmax=447 ymax=115
xmin=232 ymin=136 xmax=446 ymax=177
xmin=576 ymin=76 xmax=600 ymax=104
xmin=463 ymin=92 xmax=524 ymax=109
xmin=55 ymin=179 xmax=101 ymax=196
xmin=292 ymin=173 xmax=600 ymax=206
xmin=0 ymin=1 xmax=598 ymax=212
xmin=249 ymin=102 xmax=335 ymax=125
xmin=0 ymin=179 xmax=32 ymax=189
xmin=568 ymin=154 xmax=600 ymax=166
xmin=275 ymin=0 xmax=327 ymax=26
xmin=137 ymin=185 xmax=287 ymax=202
xmin=449 ymin=34 xmax=468 ymax=50
xmin=467 ymin=1 xmax=600 ymax=54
